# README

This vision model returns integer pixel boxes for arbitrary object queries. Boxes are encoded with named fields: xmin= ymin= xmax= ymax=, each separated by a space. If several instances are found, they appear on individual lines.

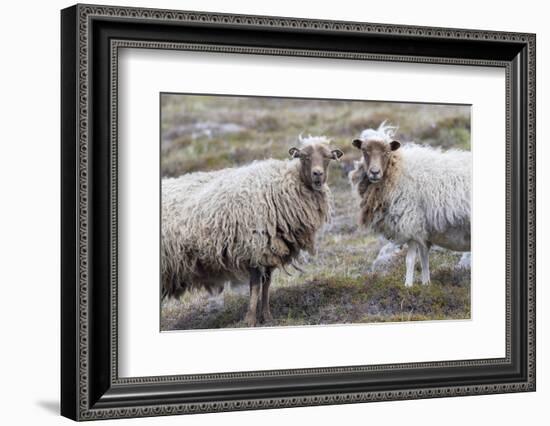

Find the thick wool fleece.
xmin=359 ymin=144 xmax=471 ymax=245
xmin=162 ymin=158 xmax=332 ymax=298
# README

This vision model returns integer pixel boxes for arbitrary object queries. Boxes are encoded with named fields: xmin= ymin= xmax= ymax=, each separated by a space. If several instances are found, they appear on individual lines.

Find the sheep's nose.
xmin=312 ymin=170 xmax=324 ymax=178
xmin=370 ymin=168 xmax=380 ymax=176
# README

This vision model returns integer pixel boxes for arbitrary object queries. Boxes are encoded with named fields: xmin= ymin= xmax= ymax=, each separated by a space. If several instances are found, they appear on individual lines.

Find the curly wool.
xmin=162 ymin=157 xmax=333 ymax=298
xmin=358 ymin=144 xmax=471 ymax=245
xmin=359 ymin=120 xmax=398 ymax=142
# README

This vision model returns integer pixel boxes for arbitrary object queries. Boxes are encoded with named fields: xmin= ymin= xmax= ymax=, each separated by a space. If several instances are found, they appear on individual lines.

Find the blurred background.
xmin=160 ymin=94 xmax=471 ymax=331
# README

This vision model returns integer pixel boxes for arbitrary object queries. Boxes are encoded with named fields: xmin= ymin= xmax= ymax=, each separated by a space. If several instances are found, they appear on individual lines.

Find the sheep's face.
xmin=289 ymin=144 xmax=343 ymax=191
xmin=351 ymin=138 xmax=400 ymax=183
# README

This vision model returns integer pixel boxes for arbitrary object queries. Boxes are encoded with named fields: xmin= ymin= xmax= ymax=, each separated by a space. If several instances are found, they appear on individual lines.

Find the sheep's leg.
xmin=418 ymin=244 xmax=431 ymax=285
xmin=244 ymin=268 xmax=262 ymax=327
xmin=405 ymin=241 xmax=418 ymax=287
xmin=260 ymin=268 xmax=273 ymax=323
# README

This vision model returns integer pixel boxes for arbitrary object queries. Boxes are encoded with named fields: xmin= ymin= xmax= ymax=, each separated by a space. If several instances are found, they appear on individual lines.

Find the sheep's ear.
xmin=390 ymin=140 xmax=401 ymax=151
xmin=289 ymin=147 xmax=302 ymax=158
xmin=331 ymin=149 xmax=344 ymax=161
xmin=352 ymin=139 xmax=363 ymax=149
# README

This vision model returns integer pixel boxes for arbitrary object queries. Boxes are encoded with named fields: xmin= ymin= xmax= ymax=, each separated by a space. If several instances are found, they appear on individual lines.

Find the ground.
xmin=160 ymin=94 xmax=471 ymax=330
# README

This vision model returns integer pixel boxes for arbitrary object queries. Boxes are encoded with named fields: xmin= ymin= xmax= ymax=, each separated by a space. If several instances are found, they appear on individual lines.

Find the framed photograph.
xmin=61 ymin=4 xmax=536 ymax=421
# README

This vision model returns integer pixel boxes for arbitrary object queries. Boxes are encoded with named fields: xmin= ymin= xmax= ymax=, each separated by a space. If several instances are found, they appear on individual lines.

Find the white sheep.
xmin=162 ymin=136 xmax=343 ymax=326
xmin=351 ymin=122 xmax=471 ymax=286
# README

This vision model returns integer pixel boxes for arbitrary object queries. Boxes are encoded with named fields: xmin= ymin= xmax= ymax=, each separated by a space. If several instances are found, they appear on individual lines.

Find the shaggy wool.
xmin=161 ymin=154 xmax=333 ymax=299
xmin=357 ymin=143 xmax=471 ymax=247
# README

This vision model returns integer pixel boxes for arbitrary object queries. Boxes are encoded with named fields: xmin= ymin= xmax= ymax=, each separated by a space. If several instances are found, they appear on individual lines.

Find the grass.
xmin=162 ymin=256 xmax=470 ymax=330
xmin=160 ymin=94 xmax=471 ymax=331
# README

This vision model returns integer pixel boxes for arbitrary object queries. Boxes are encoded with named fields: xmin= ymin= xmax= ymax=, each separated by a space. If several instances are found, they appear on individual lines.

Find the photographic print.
xmin=61 ymin=6 xmax=535 ymax=418
xmin=160 ymin=94 xmax=472 ymax=331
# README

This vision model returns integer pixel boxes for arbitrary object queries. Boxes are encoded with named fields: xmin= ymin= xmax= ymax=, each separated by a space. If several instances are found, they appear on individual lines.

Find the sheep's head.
xmin=352 ymin=122 xmax=400 ymax=183
xmin=289 ymin=136 xmax=343 ymax=191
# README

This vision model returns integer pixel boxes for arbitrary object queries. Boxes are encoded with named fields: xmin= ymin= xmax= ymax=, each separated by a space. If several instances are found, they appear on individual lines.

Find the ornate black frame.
xmin=61 ymin=3 xmax=536 ymax=421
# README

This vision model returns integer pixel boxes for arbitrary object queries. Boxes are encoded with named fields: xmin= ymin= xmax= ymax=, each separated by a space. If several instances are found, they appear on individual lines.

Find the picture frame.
xmin=60 ymin=3 xmax=536 ymax=421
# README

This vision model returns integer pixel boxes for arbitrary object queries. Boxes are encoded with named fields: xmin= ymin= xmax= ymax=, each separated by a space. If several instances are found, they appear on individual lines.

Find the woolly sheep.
xmin=351 ymin=122 xmax=471 ymax=286
xmin=162 ymin=136 xmax=344 ymax=326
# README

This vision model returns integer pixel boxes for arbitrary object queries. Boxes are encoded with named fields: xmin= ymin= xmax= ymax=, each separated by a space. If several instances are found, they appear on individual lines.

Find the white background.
xmin=119 ymin=49 xmax=505 ymax=377
xmin=0 ymin=0 xmax=547 ymax=425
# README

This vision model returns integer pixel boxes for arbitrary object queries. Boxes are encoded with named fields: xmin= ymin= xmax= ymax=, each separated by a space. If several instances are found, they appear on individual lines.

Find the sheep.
xmin=162 ymin=136 xmax=344 ymax=326
xmin=351 ymin=122 xmax=471 ymax=286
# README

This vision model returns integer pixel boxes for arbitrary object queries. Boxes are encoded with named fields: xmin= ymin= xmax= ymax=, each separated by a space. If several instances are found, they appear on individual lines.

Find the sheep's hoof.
xmin=244 ymin=313 xmax=257 ymax=327
xmin=261 ymin=310 xmax=273 ymax=323
xmin=422 ymin=280 xmax=431 ymax=286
